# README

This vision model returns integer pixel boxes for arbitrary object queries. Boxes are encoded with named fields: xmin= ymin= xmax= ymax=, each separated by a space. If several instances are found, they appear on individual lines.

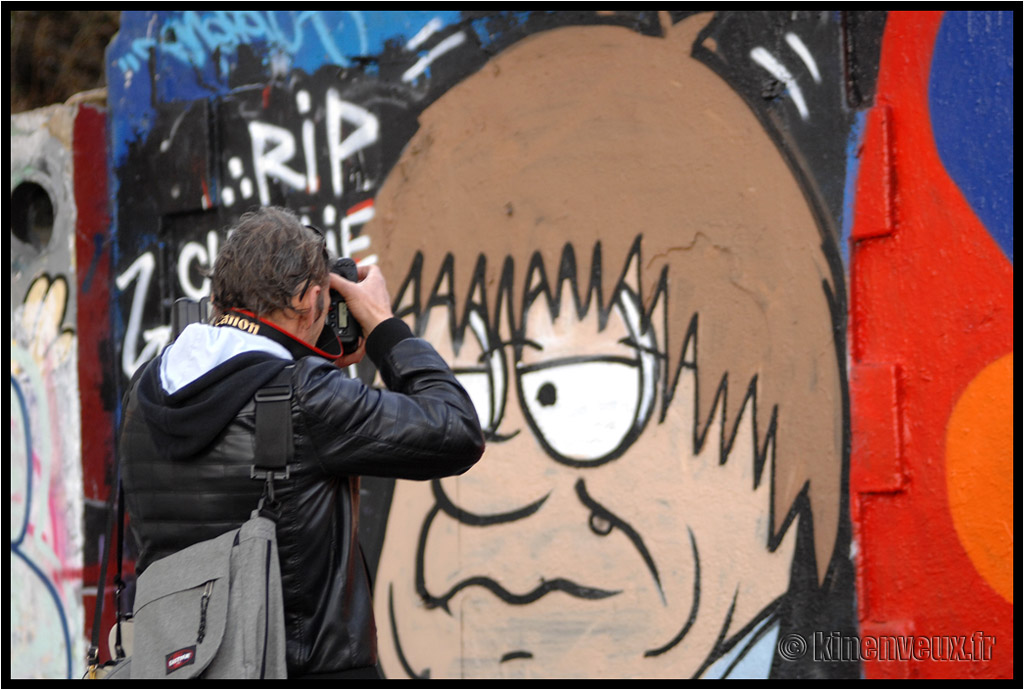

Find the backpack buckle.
xmin=250 ymin=466 xmax=290 ymax=482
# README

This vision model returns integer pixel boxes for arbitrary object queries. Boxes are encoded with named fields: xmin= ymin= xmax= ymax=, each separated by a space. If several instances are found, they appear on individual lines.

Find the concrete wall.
xmin=11 ymin=105 xmax=83 ymax=679
xmin=8 ymin=10 xmax=1013 ymax=680
xmin=10 ymin=100 xmax=114 ymax=681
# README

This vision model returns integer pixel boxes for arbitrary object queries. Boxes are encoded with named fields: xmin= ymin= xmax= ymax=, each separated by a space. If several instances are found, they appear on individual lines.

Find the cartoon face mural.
xmin=370 ymin=14 xmax=849 ymax=678
xmin=105 ymin=9 xmax=872 ymax=680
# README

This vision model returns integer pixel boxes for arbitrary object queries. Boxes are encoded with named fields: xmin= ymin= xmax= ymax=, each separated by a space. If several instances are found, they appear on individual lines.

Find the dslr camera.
xmin=327 ymin=257 xmax=363 ymax=355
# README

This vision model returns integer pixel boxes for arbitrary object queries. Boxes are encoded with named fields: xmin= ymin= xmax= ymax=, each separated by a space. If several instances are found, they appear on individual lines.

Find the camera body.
xmin=171 ymin=296 xmax=210 ymax=341
xmin=328 ymin=257 xmax=362 ymax=355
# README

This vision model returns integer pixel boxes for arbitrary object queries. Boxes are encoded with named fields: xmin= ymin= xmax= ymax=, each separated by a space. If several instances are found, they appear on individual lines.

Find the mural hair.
xmin=371 ymin=12 xmax=846 ymax=583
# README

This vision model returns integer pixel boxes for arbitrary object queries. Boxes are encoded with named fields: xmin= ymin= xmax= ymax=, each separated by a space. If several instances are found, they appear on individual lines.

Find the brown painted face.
xmin=376 ymin=292 xmax=798 ymax=678
xmin=368 ymin=14 xmax=841 ymax=679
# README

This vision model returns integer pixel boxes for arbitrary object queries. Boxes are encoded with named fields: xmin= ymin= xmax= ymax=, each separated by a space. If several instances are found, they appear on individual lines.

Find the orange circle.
xmin=945 ymin=352 xmax=1014 ymax=603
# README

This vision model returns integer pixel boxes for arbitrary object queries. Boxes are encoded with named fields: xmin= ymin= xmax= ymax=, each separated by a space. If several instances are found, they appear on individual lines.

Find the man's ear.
xmin=300 ymin=284 xmax=323 ymax=317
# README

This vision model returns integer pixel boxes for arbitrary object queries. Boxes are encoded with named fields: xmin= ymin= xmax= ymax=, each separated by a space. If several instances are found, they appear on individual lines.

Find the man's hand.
xmin=329 ymin=264 xmax=395 ymax=340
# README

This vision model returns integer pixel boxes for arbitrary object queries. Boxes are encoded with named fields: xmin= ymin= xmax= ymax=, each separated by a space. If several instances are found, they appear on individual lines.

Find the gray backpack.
xmin=91 ymin=366 xmax=294 ymax=679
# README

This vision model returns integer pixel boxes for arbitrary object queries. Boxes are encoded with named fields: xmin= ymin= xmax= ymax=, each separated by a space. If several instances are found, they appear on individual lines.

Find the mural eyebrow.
xmin=476 ymin=337 xmax=542 ymax=363
xmin=618 ymin=336 xmax=667 ymax=360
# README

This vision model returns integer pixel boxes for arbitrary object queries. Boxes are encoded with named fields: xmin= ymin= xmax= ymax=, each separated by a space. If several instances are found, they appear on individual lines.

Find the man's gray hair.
xmin=211 ymin=206 xmax=329 ymax=318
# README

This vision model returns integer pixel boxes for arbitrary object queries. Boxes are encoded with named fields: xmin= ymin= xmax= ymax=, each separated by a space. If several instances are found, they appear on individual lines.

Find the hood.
xmin=134 ymin=324 xmax=293 ymax=462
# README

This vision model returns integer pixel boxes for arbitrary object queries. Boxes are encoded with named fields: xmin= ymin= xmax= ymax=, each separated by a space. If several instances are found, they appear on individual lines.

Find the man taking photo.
xmin=118 ymin=206 xmax=485 ymax=679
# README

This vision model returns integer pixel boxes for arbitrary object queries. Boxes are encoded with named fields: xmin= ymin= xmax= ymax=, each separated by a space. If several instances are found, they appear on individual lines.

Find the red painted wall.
xmin=73 ymin=104 xmax=121 ymax=666
xmin=849 ymin=11 xmax=1014 ymax=679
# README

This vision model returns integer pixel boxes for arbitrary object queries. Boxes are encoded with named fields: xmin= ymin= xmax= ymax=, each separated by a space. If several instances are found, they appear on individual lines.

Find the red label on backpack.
xmin=166 ymin=645 xmax=197 ymax=674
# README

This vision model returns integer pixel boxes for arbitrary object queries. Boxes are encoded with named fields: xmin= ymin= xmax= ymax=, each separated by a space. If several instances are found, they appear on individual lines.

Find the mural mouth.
xmin=422 ymin=478 xmax=667 ymax=607
xmin=422 ymin=572 xmax=622 ymax=613
xmin=413 ymin=487 xmax=638 ymax=610
xmin=385 ymin=582 xmax=539 ymax=679
xmin=393 ymin=527 xmax=699 ymax=676
xmin=414 ymin=502 xmax=622 ymax=613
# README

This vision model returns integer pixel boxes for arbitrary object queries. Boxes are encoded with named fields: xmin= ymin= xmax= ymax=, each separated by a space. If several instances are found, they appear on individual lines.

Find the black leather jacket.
xmin=119 ymin=317 xmax=484 ymax=676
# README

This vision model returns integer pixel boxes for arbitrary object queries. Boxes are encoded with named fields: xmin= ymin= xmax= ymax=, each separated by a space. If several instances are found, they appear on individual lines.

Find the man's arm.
xmin=300 ymin=265 xmax=485 ymax=479
xmin=298 ymin=331 xmax=485 ymax=480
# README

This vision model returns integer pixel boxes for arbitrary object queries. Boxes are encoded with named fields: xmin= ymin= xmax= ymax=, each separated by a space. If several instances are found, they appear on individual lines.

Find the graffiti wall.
xmin=848 ymin=10 xmax=1014 ymax=679
xmin=370 ymin=15 xmax=859 ymax=680
xmin=105 ymin=10 xmax=868 ymax=679
xmin=11 ymin=100 xmax=115 ymax=681
xmin=11 ymin=105 xmax=86 ymax=679
xmin=8 ymin=8 xmax=1009 ymax=681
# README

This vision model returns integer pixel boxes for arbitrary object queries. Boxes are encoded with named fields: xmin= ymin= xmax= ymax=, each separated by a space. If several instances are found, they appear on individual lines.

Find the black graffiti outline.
xmin=643 ymin=527 xmax=700 ymax=659
xmin=691 ymin=593 xmax=786 ymax=679
xmin=385 ymin=580 xmax=536 ymax=679
xmin=432 ymin=478 xmax=549 ymax=527
xmin=387 ymin=583 xmax=430 ymax=679
xmin=573 ymin=478 xmax=664 ymax=604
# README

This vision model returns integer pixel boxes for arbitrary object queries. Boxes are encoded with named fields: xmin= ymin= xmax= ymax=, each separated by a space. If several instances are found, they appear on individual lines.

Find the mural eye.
xmin=453 ymin=367 xmax=497 ymax=431
xmin=536 ymin=382 xmax=557 ymax=407
xmin=518 ymin=356 xmax=644 ymax=465
xmin=452 ymin=310 xmax=506 ymax=434
xmin=516 ymin=288 xmax=658 ymax=466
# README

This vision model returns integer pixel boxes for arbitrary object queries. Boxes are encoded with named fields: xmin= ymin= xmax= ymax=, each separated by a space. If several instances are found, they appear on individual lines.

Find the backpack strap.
xmin=87 ymin=360 xmax=148 ymax=676
xmin=86 ymin=467 xmax=121 ymax=677
xmin=250 ymin=365 xmax=295 ymax=514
